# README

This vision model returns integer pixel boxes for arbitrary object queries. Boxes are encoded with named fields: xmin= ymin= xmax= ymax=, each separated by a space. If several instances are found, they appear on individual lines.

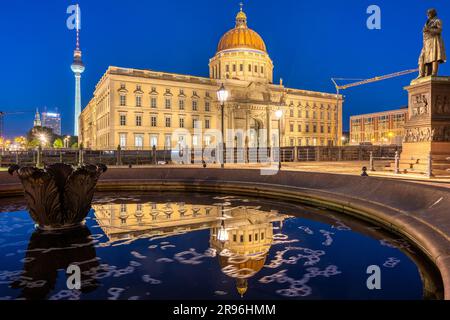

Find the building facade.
xmin=42 ymin=112 xmax=62 ymax=135
xmin=350 ymin=107 xmax=408 ymax=146
xmin=80 ymin=7 xmax=343 ymax=150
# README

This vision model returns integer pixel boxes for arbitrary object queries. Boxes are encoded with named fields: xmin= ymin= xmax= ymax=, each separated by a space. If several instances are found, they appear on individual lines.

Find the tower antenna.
xmin=75 ymin=4 xmax=80 ymax=50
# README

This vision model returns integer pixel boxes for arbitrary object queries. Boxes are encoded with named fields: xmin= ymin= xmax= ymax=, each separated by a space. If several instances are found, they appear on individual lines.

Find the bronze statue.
xmin=417 ymin=8 xmax=446 ymax=78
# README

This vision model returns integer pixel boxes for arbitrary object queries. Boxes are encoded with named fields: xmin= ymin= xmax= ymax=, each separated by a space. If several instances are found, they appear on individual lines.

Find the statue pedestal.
xmin=400 ymin=76 xmax=450 ymax=175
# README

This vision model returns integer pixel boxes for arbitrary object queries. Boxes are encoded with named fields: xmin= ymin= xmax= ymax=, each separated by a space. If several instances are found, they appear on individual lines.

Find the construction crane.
xmin=331 ymin=68 xmax=419 ymax=93
xmin=0 ymin=111 xmax=32 ymax=139
xmin=331 ymin=68 xmax=419 ymax=144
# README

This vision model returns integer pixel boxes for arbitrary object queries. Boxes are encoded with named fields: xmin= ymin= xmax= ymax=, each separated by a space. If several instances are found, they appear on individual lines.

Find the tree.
xmin=53 ymin=138 xmax=63 ymax=149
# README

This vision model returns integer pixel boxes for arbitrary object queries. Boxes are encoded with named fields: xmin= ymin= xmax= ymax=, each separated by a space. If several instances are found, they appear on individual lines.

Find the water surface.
xmin=0 ymin=192 xmax=441 ymax=300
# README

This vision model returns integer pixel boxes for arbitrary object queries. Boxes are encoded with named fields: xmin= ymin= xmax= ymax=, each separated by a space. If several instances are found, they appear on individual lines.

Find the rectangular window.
xmin=205 ymin=101 xmax=210 ymax=112
xmin=165 ymin=98 xmax=171 ymax=109
xmin=164 ymin=134 xmax=171 ymax=149
xmin=192 ymin=100 xmax=198 ymax=111
xmin=150 ymin=135 xmax=158 ymax=148
xmin=120 ymin=95 xmax=126 ymax=106
xmin=226 ymin=65 xmax=230 ymax=72
xmin=135 ymin=134 xmax=143 ymax=149
xmin=240 ymin=235 xmax=244 ymax=243
xmin=261 ymin=66 xmax=264 ymax=74
xmin=328 ymin=126 xmax=331 ymax=134
xmin=248 ymin=64 xmax=252 ymax=72
xmin=290 ymin=138 xmax=294 ymax=147
xmin=151 ymin=115 xmax=157 ymax=127
xmin=290 ymin=123 xmax=294 ymax=132
xmin=179 ymin=99 xmax=185 ymax=110
xmin=179 ymin=118 xmax=185 ymax=128
xmin=192 ymin=135 xmax=199 ymax=147
xmin=232 ymin=64 xmax=236 ymax=72
xmin=120 ymin=115 xmax=126 ymax=126
xmin=313 ymin=111 xmax=317 ymax=119
xmin=320 ymin=125 xmax=324 ymax=133
xmin=298 ymin=124 xmax=302 ymax=132
xmin=233 ymin=234 xmax=237 ymax=242
xmin=305 ymin=110 xmax=309 ymax=118
xmin=193 ymin=119 xmax=200 ymax=129
xmin=240 ymin=64 xmax=243 ymax=72
xmin=136 ymin=96 xmax=142 ymax=107
xmin=313 ymin=125 xmax=317 ymax=133
xmin=136 ymin=115 xmax=142 ymax=126
xmin=254 ymin=65 xmax=258 ymax=73
xmin=205 ymin=135 xmax=211 ymax=146
xmin=151 ymin=97 xmax=157 ymax=108
xmin=290 ymin=109 xmax=294 ymax=117
xmin=119 ymin=134 xmax=127 ymax=148
xmin=205 ymin=119 xmax=210 ymax=129
xmin=306 ymin=124 xmax=310 ymax=133
xmin=165 ymin=117 xmax=171 ymax=128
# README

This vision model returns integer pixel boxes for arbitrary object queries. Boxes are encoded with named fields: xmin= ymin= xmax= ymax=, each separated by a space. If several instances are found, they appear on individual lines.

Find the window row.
xmin=288 ymin=123 xmax=334 ymax=134
xmin=286 ymin=109 xmax=335 ymax=120
xmin=118 ymin=133 xmax=215 ymax=149
xmin=119 ymin=114 xmax=211 ymax=129
xmin=119 ymin=94 xmax=212 ymax=112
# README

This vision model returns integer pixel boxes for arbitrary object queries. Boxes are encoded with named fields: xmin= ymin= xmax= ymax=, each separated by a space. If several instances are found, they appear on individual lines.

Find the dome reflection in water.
xmin=0 ymin=193 xmax=443 ymax=300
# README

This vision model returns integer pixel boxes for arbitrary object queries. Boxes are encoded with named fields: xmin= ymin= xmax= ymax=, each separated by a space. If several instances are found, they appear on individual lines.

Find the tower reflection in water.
xmin=93 ymin=198 xmax=287 ymax=297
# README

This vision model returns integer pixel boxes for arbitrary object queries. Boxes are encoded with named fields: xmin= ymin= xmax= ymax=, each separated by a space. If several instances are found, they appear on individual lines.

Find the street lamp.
xmin=217 ymin=83 xmax=229 ymax=169
xmin=217 ymin=206 xmax=229 ymax=243
xmin=38 ymin=134 xmax=48 ymax=147
xmin=275 ymin=109 xmax=283 ymax=170
xmin=64 ymin=135 xmax=71 ymax=149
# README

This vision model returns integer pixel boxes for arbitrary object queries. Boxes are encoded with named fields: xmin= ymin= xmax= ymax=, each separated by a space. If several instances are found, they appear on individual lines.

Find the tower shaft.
xmin=74 ymin=73 xmax=82 ymax=136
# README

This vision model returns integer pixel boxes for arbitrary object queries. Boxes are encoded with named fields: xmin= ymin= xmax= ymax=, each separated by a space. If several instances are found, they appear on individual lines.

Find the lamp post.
xmin=217 ymin=206 xmax=229 ymax=243
xmin=275 ymin=109 xmax=283 ymax=170
xmin=37 ymin=133 xmax=47 ymax=168
xmin=217 ymin=83 xmax=229 ymax=169
xmin=64 ymin=135 xmax=71 ymax=149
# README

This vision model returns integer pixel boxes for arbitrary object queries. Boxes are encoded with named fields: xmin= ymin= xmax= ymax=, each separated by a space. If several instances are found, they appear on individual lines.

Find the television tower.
xmin=70 ymin=4 xmax=84 ymax=137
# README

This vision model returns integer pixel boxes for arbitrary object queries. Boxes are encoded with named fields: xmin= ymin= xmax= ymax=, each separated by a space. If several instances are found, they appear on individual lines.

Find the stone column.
xmin=400 ymin=76 xmax=450 ymax=174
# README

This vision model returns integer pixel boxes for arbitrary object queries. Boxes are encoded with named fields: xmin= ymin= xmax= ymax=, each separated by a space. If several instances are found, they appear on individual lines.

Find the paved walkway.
xmin=107 ymin=161 xmax=450 ymax=188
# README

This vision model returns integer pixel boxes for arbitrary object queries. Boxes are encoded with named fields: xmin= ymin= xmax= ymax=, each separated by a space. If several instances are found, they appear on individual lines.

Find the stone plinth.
xmin=400 ymin=76 xmax=450 ymax=175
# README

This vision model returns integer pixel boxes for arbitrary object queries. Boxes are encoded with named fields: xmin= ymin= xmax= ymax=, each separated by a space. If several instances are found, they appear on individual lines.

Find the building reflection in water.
xmin=92 ymin=200 xmax=287 ymax=297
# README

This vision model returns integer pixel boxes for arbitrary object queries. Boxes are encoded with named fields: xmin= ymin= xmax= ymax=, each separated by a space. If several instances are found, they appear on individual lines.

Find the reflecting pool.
xmin=0 ymin=192 xmax=443 ymax=300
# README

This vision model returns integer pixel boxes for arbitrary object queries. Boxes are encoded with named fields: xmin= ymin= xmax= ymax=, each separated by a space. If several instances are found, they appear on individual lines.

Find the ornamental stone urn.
xmin=8 ymin=163 xmax=107 ymax=230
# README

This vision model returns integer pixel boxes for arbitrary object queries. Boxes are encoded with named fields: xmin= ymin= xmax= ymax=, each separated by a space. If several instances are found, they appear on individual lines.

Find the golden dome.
xmin=217 ymin=7 xmax=267 ymax=53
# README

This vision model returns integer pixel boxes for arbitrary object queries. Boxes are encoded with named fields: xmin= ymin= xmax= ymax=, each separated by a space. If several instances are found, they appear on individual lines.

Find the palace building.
xmin=349 ymin=107 xmax=408 ymax=146
xmin=79 ymin=6 xmax=343 ymax=150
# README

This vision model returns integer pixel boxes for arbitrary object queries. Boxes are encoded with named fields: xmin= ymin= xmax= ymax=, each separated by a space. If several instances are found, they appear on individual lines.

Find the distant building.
xmin=33 ymin=108 xmax=41 ymax=127
xmin=42 ymin=111 xmax=62 ymax=135
xmin=350 ymin=107 xmax=408 ymax=146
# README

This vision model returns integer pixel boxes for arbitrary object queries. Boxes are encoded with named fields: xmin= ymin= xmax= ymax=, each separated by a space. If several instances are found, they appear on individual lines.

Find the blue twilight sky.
xmin=0 ymin=0 xmax=449 ymax=137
